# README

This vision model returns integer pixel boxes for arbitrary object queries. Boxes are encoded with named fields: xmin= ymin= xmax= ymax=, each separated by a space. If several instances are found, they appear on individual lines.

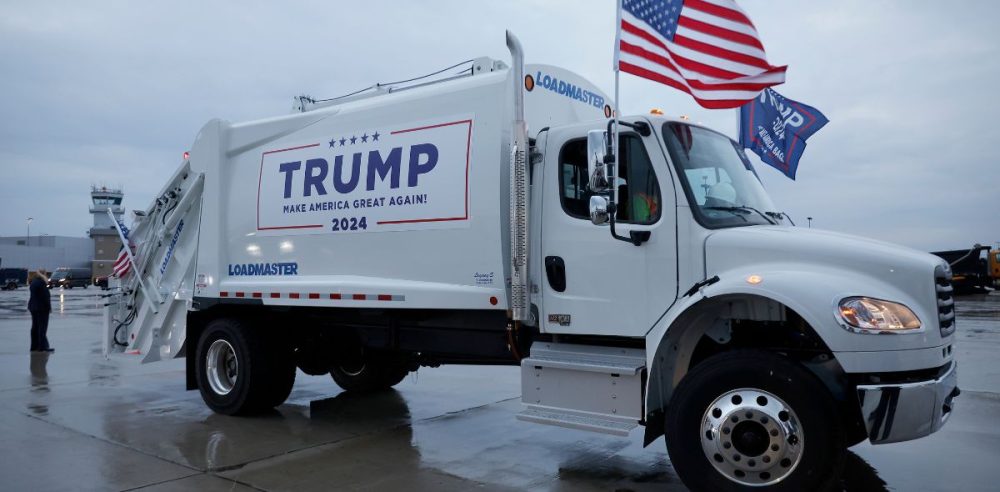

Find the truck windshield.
xmin=662 ymin=122 xmax=776 ymax=228
xmin=51 ymin=271 xmax=68 ymax=280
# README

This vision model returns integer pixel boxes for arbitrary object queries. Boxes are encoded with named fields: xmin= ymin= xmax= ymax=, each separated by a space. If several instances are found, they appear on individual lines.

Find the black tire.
xmin=330 ymin=348 xmax=409 ymax=394
xmin=665 ymin=350 xmax=845 ymax=492
xmin=196 ymin=318 xmax=296 ymax=415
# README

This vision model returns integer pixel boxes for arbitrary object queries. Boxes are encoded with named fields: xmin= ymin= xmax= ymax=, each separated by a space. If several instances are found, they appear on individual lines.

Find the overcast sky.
xmin=1 ymin=0 xmax=997 ymax=251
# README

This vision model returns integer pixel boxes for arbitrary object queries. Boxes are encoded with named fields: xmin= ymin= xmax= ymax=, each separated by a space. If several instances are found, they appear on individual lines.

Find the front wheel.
xmin=665 ymin=350 xmax=845 ymax=491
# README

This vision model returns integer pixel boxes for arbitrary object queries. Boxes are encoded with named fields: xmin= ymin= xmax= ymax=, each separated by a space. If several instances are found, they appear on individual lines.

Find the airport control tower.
xmin=89 ymin=186 xmax=125 ymax=281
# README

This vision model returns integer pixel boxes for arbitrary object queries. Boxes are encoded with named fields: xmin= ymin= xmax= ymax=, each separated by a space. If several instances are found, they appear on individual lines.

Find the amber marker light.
xmin=840 ymin=306 xmax=858 ymax=325
xmin=746 ymin=275 xmax=763 ymax=285
xmin=650 ymin=108 xmax=664 ymax=115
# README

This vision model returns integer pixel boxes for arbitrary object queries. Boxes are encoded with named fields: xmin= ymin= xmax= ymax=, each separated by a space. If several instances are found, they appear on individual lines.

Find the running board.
xmin=518 ymin=342 xmax=646 ymax=436
xmin=517 ymin=407 xmax=638 ymax=436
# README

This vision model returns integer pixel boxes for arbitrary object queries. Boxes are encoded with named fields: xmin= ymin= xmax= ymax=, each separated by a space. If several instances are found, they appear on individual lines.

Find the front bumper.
xmin=857 ymin=362 xmax=959 ymax=444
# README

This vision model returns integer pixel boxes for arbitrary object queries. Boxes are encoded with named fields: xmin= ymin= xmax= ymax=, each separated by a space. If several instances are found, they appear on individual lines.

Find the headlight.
xmin=837 ymin=297 xmax=921 ymax=333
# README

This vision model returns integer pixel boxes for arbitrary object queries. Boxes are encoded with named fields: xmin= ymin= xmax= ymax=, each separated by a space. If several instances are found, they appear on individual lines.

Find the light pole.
xmin=26 ymin=217 xmax=33 ymax=272
xmin=807 ymin=217 xmax=813 ymax=228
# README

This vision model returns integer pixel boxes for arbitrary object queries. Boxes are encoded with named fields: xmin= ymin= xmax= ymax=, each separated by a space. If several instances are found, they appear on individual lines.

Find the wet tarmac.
xmin=1 ymin=288 xmax=998 ymax=491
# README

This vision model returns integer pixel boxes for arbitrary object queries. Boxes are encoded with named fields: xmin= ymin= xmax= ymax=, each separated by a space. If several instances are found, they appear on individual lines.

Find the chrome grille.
xmin=935 ymin=265 xmax=956 ymax=337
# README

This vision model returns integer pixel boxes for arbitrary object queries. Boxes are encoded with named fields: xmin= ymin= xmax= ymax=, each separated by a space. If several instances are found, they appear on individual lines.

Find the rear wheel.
xmin=196 ymin=318 xmax=295 ymax=415
xmin=330 ymin=346 xmax=409 ymax=393
xmin=665 ymin=350 xmax=845 ymax=491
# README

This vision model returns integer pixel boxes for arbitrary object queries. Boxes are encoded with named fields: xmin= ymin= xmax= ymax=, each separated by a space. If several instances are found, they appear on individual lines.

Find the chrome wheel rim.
xmin=700 ymin=388 xmax=804 ymax=486
xmin=206 ymin=339 xmax=238 ymax=396
xmin=339 ymin=361 xmax=366 ymax=377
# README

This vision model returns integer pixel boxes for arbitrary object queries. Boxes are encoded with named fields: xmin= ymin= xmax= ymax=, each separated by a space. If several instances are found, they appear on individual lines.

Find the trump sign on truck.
xmin=739 ymin=88 xmax=828 ymax=180
xmin=257 ymin=116 xmax=473 ymax=234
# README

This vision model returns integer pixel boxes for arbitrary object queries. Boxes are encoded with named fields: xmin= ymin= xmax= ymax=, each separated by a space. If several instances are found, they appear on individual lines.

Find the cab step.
xmin=517 ymin=407 xmax=638 ymax=436
xmin=518 ymin=342 xmax=646 ymax=436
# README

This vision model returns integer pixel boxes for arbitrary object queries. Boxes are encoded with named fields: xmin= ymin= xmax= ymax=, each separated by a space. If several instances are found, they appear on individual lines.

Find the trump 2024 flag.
xmin=617 ymin=0 xmax=786 ymax=109
xmin=739 ymin=88 xmax=829 ymax=180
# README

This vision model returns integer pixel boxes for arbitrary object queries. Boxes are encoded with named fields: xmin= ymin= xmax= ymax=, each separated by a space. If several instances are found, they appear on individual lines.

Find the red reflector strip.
xmin=235 ymin=292 xmax=245 ymax=298
xmin=250 ymin=293 xmax=405 ymax=301
xmin=220 ymin=291 xmax=229 ymax=297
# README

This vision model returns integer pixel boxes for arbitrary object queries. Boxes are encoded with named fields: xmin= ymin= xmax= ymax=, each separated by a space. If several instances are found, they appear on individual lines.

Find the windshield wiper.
xmin=705 ymin=205 xmax=776 ymax=225
xmin=765 ymin=211 xmax=796 ymax=226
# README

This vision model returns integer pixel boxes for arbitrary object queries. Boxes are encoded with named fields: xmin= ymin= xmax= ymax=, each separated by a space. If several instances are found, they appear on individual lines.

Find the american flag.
xmin=112 ymin=218 xmax=133 ymax=278
xmin=112 ymin=242 xmax=134 ymax=278
xmin=617 ymin=0 xmax=786 ymax=109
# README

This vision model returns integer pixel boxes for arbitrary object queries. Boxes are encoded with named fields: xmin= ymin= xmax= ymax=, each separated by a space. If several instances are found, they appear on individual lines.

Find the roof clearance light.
xmin=746 ymin=275 xmax=763 ymax=285
xmin=650 ymin=108 xmax=664 ymax=115
xmin=183 ymin=151 xmax=190 ymax=160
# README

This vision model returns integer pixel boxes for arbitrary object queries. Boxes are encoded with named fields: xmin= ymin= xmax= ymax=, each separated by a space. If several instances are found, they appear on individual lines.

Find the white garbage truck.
xmin=105 ymin=32 xmax=959 ymax=490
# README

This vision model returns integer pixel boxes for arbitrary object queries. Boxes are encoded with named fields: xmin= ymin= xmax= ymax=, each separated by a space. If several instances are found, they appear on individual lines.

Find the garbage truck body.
xmin=105 ymin=33 xmax=958 ymax=490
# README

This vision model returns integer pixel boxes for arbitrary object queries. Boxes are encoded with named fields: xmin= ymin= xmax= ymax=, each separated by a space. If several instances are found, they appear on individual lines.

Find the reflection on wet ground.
xmin=0 ymin=288 xmax=997 ymax=491
xmin=0 ymin=285 xmax=105 ymax=318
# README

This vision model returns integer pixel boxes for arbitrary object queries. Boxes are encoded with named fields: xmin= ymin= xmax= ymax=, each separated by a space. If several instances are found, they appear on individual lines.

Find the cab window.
xmin=558 ymin=134 xmax=661 ymax=224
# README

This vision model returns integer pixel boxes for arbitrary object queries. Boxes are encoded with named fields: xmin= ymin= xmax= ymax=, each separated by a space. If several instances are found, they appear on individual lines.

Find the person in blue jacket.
xmin=28 ymin=270 xmax=53 ymax=353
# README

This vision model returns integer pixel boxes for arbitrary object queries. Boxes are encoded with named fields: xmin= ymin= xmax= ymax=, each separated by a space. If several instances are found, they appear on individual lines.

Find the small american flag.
xmin=112 ymin=242 xmax=134 ymax=278
xmin=112 ymin=219 xmax=133 ymax=278
xmin=617 ymin=0 xmax=786 ymax=109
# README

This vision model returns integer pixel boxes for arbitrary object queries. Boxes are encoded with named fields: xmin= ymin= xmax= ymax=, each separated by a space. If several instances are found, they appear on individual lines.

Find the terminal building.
xmin=0 ymin=235 xmax=93 ymax=272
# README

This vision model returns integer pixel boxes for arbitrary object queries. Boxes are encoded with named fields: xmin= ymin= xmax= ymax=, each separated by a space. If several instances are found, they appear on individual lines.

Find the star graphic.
xmin=349 ymin=135 xmax=357 ymax=144
xmin=361 ymin=133 xmax=369 ymax=143
xmin=329 ymin=138 xmax=336 ymax=148
xmin=372 ymin=131 xmax=380 ymax=142
xmin=339 ymin=137 xmax=347 ymax=146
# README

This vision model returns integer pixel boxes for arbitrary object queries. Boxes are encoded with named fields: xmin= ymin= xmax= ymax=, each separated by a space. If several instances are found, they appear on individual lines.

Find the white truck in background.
xmin=105 ymin=32 xmax=959 ymax=491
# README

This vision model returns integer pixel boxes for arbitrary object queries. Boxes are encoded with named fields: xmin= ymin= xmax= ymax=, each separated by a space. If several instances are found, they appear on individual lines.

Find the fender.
xmin=641 ymin=264 xmax=933 ymax=444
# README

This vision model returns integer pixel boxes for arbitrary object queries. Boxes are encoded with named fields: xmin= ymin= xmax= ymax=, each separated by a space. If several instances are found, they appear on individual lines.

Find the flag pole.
xmin=612 ymin=0 xmax=622 ymax=205
xmin=735 ymin=107 xmax=741 ymax=142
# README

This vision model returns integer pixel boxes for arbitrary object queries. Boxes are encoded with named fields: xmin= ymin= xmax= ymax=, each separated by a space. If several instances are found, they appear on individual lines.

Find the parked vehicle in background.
xmin=1 ymin=267 xmax=28 ymax=290
xmin=48 ymin=267 xmax=92 ymax=289
xmin=991 ymin=248 xmax=1000 ymax=289
xmin=931 ymin=245 xmax=995 ymax=293
xmin=94 ymin=275 xmax=109 ymax=290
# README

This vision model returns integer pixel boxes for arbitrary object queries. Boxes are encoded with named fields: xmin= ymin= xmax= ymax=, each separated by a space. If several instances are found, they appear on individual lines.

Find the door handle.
xmin=545 ymin=256 xmax=566 ymax=292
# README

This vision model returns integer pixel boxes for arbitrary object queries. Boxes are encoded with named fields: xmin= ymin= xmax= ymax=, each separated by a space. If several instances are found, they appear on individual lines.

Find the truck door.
xmin=539 ymin=125 xmax=677 ymax=337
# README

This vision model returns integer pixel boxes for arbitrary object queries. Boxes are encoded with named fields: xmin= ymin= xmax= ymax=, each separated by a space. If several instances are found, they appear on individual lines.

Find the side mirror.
xmin=589 ymin=195 xmax=609 ymax=225
xmin=587 ymin=130 xmax=611 ymax=193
